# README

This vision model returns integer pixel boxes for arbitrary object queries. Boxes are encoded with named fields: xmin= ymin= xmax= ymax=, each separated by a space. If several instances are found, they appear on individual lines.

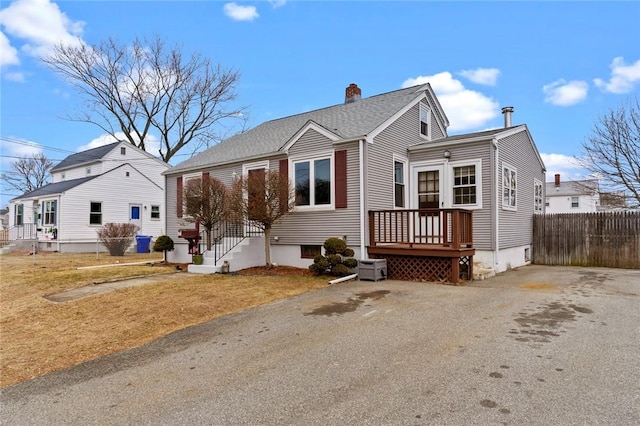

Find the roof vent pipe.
xmin=345 ymin=83 xmax=361 ymax=104
xmin=501 ymin=106 xmax=514 ymax=128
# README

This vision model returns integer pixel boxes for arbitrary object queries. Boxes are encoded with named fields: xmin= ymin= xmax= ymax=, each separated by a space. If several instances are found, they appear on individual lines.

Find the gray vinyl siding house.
xmin=164 ymin=84 xmax=545 ymax=276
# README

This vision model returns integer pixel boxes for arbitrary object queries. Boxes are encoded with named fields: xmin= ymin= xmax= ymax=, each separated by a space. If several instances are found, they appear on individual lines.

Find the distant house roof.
xmin=546 ymin=179 xmax=598 ymax=197
xmin=11 ymin=176 xmax=98 ymax=201
xmin=167 ymin=84 xmax=442 ymax=174
xmin=51 ymin=142 xmax=121 ymax=172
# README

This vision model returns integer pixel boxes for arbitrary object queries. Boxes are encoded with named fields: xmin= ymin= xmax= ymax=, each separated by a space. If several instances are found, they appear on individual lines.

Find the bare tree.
xmin=43 ymin=35 xmax=246 ymax=163
xmin=229 ymin=170 xmax=295 ymax=268
xmin=183 ymin=175 xmax=228 ymax=251
xmin=1 ymin=153 xmax=53 ymax=194
xmin=577 ymin=98 xmax=640 ymax=206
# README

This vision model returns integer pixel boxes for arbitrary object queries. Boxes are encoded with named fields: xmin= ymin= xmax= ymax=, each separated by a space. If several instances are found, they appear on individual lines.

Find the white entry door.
xmin=412 ymin=164 xmax=444 ymax=244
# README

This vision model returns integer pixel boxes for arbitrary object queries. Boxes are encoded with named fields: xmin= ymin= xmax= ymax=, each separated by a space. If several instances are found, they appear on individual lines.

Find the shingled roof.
xmin=167 ymin=84 xmax=436 ymax=174
xmin=51 ymin=142 xmax=120 ymax=172
xmin=11 ymin=176 xmax=98 ymax=201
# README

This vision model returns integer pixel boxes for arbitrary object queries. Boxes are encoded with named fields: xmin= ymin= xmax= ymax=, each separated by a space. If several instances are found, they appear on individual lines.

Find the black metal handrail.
xmin=203 ymin=220 xmax=264 ymax=265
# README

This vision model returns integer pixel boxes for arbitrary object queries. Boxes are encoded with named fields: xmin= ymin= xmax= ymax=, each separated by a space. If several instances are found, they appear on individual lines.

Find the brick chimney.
xmin=555 ymin=173 xmax=561 ymax=187
xmin=501 ymin=106 xmax=514 ymax=128
xmin=345 ymin=83 xmax=361 ymax=104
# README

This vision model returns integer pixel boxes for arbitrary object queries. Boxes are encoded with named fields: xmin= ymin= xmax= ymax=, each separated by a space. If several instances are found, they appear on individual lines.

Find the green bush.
xmin=153 ymin=235 xmax=174 ymax=252
xmin=309 ymin=237 xmax=357 ymax=277
xmin=324 ymin=237 xmax=347 ymax=254
xmin=344 ymin=258 xmax=358 ymax=269
xmin=153 ymin=235 xmax=174 ymax=261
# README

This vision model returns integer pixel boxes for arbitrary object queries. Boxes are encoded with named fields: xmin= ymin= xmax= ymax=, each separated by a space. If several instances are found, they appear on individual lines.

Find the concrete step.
xmin=473 ymin=261 xmax=496 ymax=281
xmin=187 ymin=264 xmax=222 ymax=274
xmin=473 ymin=267 xmax=496 ymax=281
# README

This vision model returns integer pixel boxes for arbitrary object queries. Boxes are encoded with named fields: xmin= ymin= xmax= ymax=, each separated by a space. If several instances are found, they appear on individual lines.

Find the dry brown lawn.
xmin=0 ymin=251 xmax=328 ymax=388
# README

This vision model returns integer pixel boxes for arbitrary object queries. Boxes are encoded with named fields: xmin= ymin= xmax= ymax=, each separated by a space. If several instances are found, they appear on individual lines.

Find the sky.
xmin=1 ymin=0 xmax=639 ymax=208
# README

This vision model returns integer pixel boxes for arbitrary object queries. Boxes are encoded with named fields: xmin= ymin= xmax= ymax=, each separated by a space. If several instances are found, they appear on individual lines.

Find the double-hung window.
xmin=419 ymin=104 xmax=430 ymax=139
xmin=571 ymin=197 xmax=580 ymax=208
xmin=90 ymin=202 xmax=102 ymax=225
xmin=453 ymin=165 xmax=477 ymax=205
xmin=150 ymin=205 xmax=160 ymax=220
xmin=394 ymin=158 xmax=406 ymax=208
xmin=43 ymin=200 xmax=56 ymax=225
xmin=502 ymin=163 xmax=517 ymax=210
xmin=294 ymin=155 xmax=332 ymax=208
xmin=450 ymin=160 xmax=482 ymax=208
xmin=15 ymin=204 xmax=23 ymax=226
xmin=534 ymin=179 xmax=543 ymax=212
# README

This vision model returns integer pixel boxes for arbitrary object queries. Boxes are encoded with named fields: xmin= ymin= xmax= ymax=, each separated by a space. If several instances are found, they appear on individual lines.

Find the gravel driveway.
xmin=2 ymin=265 xmax=639 ymax=425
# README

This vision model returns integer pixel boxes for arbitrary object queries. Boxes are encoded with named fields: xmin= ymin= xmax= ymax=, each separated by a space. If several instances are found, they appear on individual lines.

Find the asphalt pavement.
xmin=1 ymin=265 xmax=639 ymax=425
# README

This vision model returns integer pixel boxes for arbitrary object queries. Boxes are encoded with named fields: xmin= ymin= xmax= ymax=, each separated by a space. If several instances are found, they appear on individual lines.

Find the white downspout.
xmin=492 ymin=138 xmax=499 ymax=270
xmin=359 ymin=138 xmax=366 ymax=260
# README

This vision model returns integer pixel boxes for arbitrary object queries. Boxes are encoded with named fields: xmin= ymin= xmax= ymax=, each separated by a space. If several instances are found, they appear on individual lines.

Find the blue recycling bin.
xmin=136 ymin=235 xmax=152 ymax=253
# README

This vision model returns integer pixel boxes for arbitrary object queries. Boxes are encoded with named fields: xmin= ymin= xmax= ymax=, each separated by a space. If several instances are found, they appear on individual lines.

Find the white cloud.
xmin=402 ymin=71 xmax=500 ymax=132
xmin=269 ymin=0 xmax=286 ymax=8
xmin=594 ymin=56 xmax=640 ymax=94
xmin=0 ymin=137 xmax=43 ymax=170
xmin=540 ymin=153 xmax=587 ymax=182
xmin=0 ymin=31 xmax=19 ymax=67
xmin=4 ymin=71 xmax=25 ymax=82
xmin=77 ymin=132 xmax=160 ymax=156
xmin=223 ymin=2 xmax=259 ymax=21
xmin=0 ymin=0 xmax=84 ymax=62
xmin=458 ymin=68 xmax=500 ymax=86
xmin=543 ymin=79 xmax=588 ymax=106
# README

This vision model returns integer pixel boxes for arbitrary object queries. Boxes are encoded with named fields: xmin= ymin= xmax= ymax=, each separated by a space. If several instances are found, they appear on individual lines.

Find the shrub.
xmin=97 ymin=223 xmax=140 ymax=256
xmin=153 ymin=235 xmax=174 ymax=252
xmin=309 ymin=237 xmax=357 ymax=277
xmin=153 ymin=235 xmax=174 ymax=261
xmin=324 ymin=237 xmax=347 ymax=254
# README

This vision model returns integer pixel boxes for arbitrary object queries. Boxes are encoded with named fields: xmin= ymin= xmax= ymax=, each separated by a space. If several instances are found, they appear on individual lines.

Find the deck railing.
xmin=368 ymin=208 xmax=473 ymax=249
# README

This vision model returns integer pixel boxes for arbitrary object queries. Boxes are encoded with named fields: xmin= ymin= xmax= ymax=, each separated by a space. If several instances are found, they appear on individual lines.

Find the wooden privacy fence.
xmin=533 ymin=212 xmax=640 ymax=269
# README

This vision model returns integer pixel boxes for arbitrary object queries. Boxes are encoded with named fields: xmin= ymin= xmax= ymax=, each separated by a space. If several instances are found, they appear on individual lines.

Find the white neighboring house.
xmin=545 ymin=174 xmax=599 ymax=213
xmin=8 ymin=141 xmax=169 ymax=252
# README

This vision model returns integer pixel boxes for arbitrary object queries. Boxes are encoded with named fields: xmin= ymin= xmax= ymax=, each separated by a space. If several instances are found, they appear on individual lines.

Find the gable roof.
xmin=167 ymin=84 xmax=442 ymax=175
xmin=11 ymin=176 xmax=98 ymax=201
xmin=408 ymin=124 xmax=547 ymax=172
xmin=51 ymin=142 xmax=121 ymax=172
xmin=11 ymin=162 xmax=164 ymax=202
xmin=546 ymin=179 xmax=598 ymax=197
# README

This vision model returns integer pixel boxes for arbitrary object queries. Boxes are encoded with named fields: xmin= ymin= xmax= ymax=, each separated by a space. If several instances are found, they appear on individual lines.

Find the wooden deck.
xmin=367 ymin=209 xmax=475 ymax=283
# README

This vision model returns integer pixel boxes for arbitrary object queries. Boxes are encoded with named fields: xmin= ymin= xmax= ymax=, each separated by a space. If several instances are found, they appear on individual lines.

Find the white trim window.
xmin=502 ymin=163 xmax=517 ymax=211
xmin=571 ymin=196 xmax=580 ymax=208
xmin=450 ymin=160 xmax=482 ymax=209
xmin=14 ymin=204 xmax=24 ymax=226
xmin=89 ymin=202 xmax=102 ymax=225
xmin=393 ymin=156 xmax=407 ymax=208
xmin=292 ymin=152 xmax=333 ymax=210
xmin=43 ymin=200 xmax=57 ymax=225
xmin=419 ymin=104 xmax=431 ymax=139
xmin=150 ymin=205 xmax=160 ymax=220
xmin=534 ymin=179 xmax=543 ymax=212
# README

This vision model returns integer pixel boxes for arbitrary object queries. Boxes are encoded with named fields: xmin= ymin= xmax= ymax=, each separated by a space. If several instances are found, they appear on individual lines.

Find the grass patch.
xmin=0 ymin=252 xmax=327 ymax=388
